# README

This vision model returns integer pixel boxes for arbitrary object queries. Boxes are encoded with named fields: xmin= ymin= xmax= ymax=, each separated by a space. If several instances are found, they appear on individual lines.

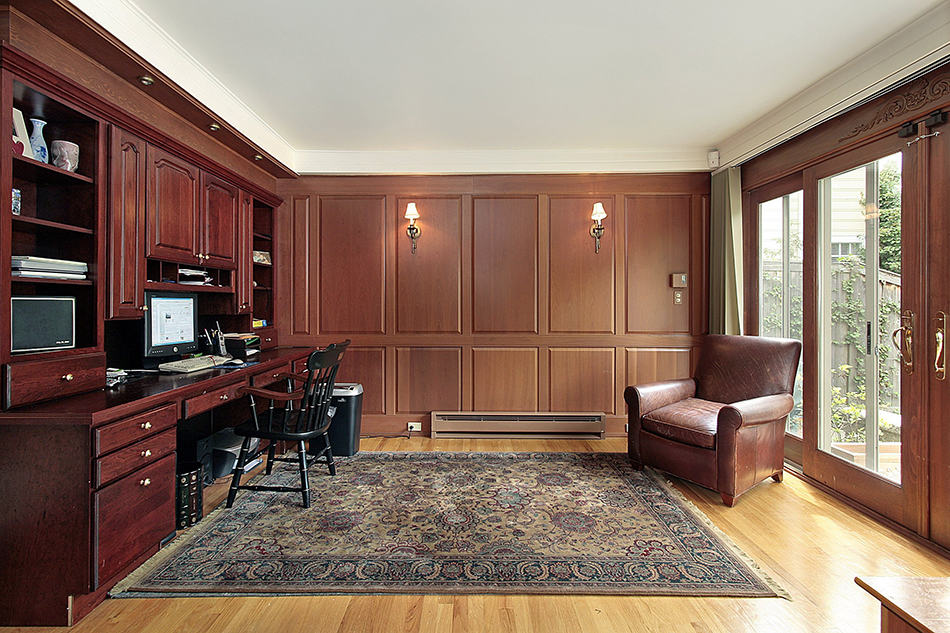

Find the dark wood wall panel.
xmin=335 ymin=347 xmax=385 ymax=415
xmin=549 ymin=348 xmax=615 ymax=414
xmin=396 ymin=197 xmax=462 ymax=334
xmin=625 ymin=348 xmax=690 ymax=386
xmin=472 ymin=347 xmax=539 ymax=411
xmin=319 ymin=196 xmax=386 ymax=334
xmin=276 ymin=174 xmax=709 ymax=435
xmin=289 ymin=195 xmax=316 ymax=338
xmin=472 ymin=197 xmax=538 ymax=333
xmin=549 ymin=196 xmax=615 ymax=333
xmin=625 ymin=195 xmax=691 ymax=333
xmin=396 ymin=347 xmax=462 ymax=413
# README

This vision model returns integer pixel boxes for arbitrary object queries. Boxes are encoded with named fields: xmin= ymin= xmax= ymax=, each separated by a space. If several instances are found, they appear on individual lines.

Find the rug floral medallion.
xmin=113 ymin=452 xmax=785 ymax=598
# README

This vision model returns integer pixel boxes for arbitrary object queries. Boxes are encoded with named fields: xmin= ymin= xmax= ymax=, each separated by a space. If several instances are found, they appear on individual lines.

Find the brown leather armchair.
xmin=624 ymin=335 xmax=802 ymax=506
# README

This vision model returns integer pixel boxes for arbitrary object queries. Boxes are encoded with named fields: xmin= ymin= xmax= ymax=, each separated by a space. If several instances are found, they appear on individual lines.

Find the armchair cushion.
xmin=642 ymin=398 xmax=724 ymax=449
xmin=625 ymin=378 xmax=696 ymax=417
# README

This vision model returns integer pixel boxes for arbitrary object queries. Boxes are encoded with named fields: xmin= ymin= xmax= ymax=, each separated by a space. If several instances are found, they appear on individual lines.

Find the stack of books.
xmin=11 ymin=255 xmax=87 ymax=280
xmin=175 ymin=465 xmax=204 ymax=529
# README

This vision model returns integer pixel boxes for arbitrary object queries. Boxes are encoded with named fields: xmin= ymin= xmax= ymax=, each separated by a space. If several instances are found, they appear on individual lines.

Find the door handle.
xmin=891 ymin=310 xmax=915 ymax=373
xmin=935 ymin=311 xmax=946 ymax=380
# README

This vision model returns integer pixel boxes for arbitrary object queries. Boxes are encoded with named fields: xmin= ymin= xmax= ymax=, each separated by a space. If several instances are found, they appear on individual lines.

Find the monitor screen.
xmin=144 ymin=291 xmax=199 ymax=357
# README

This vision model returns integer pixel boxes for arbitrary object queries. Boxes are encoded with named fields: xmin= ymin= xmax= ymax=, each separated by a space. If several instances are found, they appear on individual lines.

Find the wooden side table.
xmin=856 ymin=576 xmax=950 ymax=633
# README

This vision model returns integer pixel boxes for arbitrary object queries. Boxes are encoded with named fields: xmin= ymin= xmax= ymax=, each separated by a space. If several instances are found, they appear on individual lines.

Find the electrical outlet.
xmin=407 ymin=422 xmax=422 ymax=432
xmin=673 ymin=290 xmax=684 ymax=305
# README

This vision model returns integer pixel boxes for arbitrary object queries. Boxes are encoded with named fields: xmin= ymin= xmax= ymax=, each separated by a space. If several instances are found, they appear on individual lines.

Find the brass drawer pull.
xmin=219 ymin=393 xmax=229 ymax=401
xmin=141 ymin=449 xmax=152 ymax=458
xmin=140 ymin=421 xmax=152 ymax=430
xmin=62 ymin=373 xmax=74 ymax=382
xmin=139 ymin=478 xmax=151 ymax=487
xmin=265 ymin=338 xmax=272 ymax=343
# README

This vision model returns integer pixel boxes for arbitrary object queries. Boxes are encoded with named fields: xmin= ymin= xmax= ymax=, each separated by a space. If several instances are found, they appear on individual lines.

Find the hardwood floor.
xmin=11 ymin=438 xmax=950 ymax=633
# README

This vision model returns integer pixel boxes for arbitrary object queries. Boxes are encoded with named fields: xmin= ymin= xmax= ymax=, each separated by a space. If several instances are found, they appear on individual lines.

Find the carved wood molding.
xmin=838 ymin=72 xmax=950 ymax=142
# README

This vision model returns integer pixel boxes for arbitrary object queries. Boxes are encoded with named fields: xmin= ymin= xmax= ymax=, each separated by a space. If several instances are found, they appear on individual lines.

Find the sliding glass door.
xmin=802 ymin=135 xmax=924 ymax=528
xmin=817 ymin=153 xmax=902 ymax=481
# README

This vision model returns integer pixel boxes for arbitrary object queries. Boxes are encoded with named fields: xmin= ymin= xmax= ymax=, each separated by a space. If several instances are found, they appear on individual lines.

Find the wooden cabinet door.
xmin=200 ymin=172 xmax=239 ymax=269
xmin=146 ymin=145 xmax=199 ymax=264
xmin=235 ymin=190 xmax=253 ymax=313
xmin=107 ymin=127 xmax=146 ymax=319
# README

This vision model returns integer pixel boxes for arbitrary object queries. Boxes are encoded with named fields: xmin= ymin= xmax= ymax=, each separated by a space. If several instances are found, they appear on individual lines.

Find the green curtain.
xmin=709 ymin=167 xmax=744 ymax=335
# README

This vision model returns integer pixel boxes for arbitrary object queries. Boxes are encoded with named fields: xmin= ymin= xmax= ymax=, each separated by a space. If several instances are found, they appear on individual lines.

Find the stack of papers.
xmin=12 ymin=256 xmax=87 ymax=280
xmin=178 ymin=268 xmax=214 ymax=285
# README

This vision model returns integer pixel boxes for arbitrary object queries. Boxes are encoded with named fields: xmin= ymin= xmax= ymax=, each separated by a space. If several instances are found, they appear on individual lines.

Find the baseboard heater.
xmin=430 ymin=411 xmax=606 ymax=439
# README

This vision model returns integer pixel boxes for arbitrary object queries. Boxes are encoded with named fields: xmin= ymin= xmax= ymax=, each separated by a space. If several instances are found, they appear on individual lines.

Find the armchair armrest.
xmin=241 ymin=386 xmax=304 ymax=402
xmin=718 ymin=393 xmax=794 ymax=430
xmin=624 ymin=378 xmax=696 ymax=417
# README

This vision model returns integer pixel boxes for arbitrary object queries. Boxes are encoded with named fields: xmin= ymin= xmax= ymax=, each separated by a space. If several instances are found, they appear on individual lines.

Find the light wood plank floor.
xmin=11 ymin=438 xmax=950 ymax=633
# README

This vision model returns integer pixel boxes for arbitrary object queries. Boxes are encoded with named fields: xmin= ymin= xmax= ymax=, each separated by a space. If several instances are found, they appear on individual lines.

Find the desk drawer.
xmin=251 ymin=363 xmax=291 ymax=387
xmin=4 ymin=352 xmax=105 ymax=409
xmin=95 ymin=427 xmax=176 ymax=488
xmin=94 ymin=453 xmax=175 ymax=588
xmin=258 ymin=327 xmax=277 ymax=350
xmin=95 ymin=403 xmax=178 ymax=457
xmin=184 ymin=382 xmax=245 ymax=418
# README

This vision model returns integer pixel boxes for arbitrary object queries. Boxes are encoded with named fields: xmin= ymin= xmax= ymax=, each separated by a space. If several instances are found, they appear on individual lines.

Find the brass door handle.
xmin=891 ymin=310 xmax=915 ymax=373
xmin=935 ymin=311 xmax=946 ymax=380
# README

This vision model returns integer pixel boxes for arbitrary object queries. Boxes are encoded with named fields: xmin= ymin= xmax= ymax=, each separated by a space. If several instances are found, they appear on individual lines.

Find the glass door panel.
xmin=818 ymin=153 xmax=902 ymax=482
xmin=759 ymin=191 xmax=804 ymax=435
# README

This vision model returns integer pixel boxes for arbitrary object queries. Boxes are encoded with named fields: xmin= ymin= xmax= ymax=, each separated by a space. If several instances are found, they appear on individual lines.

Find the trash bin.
xmin=326 ymin=382 xmax=363 ymax=457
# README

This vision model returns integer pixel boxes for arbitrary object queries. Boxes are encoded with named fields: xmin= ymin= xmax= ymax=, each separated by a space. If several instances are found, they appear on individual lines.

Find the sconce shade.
xmin=591 ymin=202 xmax=607 ymax=221
xmin=405 ymin=203 xmax=420 ymax=220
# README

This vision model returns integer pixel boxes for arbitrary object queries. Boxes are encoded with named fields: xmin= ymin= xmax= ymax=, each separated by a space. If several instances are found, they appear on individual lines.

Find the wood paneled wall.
xmin=276 ymin=174 xmax=710 ymax=436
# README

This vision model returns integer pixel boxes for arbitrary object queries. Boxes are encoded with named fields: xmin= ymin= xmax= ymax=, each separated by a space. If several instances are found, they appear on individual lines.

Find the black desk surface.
xmin=0 ymin=347 xmax=312 ymax=425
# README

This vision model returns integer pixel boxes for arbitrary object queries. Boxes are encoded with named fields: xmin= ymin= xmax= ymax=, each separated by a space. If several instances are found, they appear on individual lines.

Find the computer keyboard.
xmin=158 ymin=355 xmax=234 ymax=373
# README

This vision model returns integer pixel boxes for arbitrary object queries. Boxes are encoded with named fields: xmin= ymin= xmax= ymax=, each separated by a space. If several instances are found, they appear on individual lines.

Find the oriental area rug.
xmin=112 ymin=452 xmax=786 ymax=598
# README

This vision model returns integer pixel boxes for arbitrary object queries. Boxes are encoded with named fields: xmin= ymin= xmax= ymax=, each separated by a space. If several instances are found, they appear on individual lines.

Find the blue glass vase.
xmin=29 ymin=118 xmax=48 ymax=163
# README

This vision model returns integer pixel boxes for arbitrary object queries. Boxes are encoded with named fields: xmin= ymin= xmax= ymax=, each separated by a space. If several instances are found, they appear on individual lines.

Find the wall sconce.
xmin=590 ymin=202 xmax=607 ymax=254
xmin=405 ymin=203 xmax=421 ymax=254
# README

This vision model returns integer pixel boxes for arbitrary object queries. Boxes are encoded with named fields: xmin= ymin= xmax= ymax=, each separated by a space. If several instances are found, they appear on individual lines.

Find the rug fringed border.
xmin=111 ymin=453 xmax=789 ymax=600
xmin=642 ymin=469 xmax=791 ymax=600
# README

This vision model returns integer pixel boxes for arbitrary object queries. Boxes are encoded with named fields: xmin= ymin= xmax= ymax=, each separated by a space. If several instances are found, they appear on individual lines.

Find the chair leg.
xmin=323 ymin=432 xmax=336 ymax=476
xmin=265 ymin=442 xmax=277 ymax=475
xmin=720 ymin=492 xmax=736 ymax=507
xmin=297 ymin=440 xmax=311 ymax=508
xmin=226 ymin=436 xmax=252 ymax=508
xmin=772 ymin=471 xmax=784 ymax=483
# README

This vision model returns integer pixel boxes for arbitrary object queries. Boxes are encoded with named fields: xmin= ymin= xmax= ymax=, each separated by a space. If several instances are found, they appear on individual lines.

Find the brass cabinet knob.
xmin=141 ymin=449 xmax=152 ymax=458
xmin=265 ymin=338 xmax=272 ymax=343
xmin=140 ymin=421 xmax=152 ymax=430
xmin=272 ymin=373 xmax=279 ymax=379
xmin=220 ymin=393 xmax=229 ymax=401
xmin=140 ymin=305 xmax=148 ymax=311
xmin=62 ymin=373 xmax=74 ymax=382
xmin=139 ymin=478 xmax=151 ymax=487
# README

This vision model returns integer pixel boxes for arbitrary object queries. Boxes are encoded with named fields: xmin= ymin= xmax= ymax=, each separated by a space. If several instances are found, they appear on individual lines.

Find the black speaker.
xmin=11 ymin=297 xmax=75 ymax=353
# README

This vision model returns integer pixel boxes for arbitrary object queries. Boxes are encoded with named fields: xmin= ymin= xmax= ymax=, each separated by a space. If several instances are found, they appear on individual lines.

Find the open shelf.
xmin=145 ymin=281 xmax=234 ymax=294
xmin=11 ymin=277 xmax=92 ymax=286
xmin=12 ymin=214 xmax=95 ymax=235
xmin=12 ymin=154 xmax=94 ymax=184
xmin=252 ymin=231 xmax=272 ymax=241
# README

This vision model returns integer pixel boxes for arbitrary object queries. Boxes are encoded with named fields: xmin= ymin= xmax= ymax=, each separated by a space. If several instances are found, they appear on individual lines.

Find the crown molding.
xmin=68 ymin=0 xmax=297 ymax=170
xmin=293 ymin=148 xmax=710 ymax=175
xmin=716 ymin=1 xmax=950 ymax=169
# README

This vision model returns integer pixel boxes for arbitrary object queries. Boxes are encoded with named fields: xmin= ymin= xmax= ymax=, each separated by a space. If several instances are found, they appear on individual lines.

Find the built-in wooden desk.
xmin=0 ymin=347 xmax=313 ymax=627
xmin=856 ymin=576 xmax=950 ymax=633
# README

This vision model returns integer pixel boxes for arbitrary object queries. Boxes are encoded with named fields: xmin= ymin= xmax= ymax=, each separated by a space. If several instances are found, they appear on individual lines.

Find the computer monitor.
xmin=144 ymin=291 xmax=199 ymax=358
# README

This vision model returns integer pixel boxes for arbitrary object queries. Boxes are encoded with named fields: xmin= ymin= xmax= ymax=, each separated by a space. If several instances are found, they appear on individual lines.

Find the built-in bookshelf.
xmin=5 ymin=77 xmax=104 ymax=359
xmin=251 ymin=201 xmax=274 ymax=329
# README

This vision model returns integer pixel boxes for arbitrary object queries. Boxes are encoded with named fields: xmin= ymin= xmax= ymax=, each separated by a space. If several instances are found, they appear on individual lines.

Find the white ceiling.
xmin=75 ymin=0 xmax=950 ymax=172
